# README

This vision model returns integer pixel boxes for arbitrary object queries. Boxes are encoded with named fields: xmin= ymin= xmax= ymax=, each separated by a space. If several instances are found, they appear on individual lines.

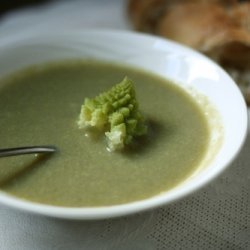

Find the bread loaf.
xmin=128 ymin=0 xmax=250 ymax=105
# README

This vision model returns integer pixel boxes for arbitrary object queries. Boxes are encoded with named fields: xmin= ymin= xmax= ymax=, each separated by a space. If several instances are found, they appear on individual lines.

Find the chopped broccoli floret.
xmin=78 ymin=77 xmax=147 ymax=151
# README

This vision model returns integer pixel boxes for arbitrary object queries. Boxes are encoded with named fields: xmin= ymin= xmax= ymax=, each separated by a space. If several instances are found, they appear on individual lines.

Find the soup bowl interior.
xmin=0 ymin=30 xmax=248 ymax=219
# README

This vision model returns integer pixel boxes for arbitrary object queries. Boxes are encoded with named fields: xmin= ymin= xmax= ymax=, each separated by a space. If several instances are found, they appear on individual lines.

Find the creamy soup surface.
xmin=0 ymin=60 xmax=210 ymax=207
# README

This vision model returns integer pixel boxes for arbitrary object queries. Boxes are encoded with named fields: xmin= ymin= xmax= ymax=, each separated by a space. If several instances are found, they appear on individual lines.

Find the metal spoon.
xmin=0 ymin=146 xmax=57 ymax=157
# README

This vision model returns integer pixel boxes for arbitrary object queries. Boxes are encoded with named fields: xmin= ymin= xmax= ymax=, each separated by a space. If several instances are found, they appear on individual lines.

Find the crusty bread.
xmin=128 ymin=0 xmax=250 ymax=105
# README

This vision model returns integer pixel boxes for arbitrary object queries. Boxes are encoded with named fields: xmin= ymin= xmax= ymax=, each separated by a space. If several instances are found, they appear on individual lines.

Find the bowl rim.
xmin=0 ymin=29 xmax=248 ymax=220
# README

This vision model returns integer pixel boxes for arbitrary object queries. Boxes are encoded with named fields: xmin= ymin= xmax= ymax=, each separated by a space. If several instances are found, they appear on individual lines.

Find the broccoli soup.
xmin=0 ymin=61 xmax=210 ymax=207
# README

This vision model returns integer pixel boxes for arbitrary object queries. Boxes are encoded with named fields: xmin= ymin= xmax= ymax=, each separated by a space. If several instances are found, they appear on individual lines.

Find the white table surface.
xmin=0 ymin=1 xmax=250 ymax=249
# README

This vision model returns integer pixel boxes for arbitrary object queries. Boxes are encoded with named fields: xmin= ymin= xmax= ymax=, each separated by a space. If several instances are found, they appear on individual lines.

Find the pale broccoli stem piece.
xmin=78 ymin=77 xmax=147 ymax=151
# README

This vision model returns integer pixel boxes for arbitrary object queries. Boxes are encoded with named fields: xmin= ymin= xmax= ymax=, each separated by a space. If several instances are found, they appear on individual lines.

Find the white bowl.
xmin=0 ymin=30 xmax=248 ymax=219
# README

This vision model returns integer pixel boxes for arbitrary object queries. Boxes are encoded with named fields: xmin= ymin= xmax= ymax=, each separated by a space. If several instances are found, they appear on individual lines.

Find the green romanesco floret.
xmin=78 ymin=77 xmax=147 ymax=151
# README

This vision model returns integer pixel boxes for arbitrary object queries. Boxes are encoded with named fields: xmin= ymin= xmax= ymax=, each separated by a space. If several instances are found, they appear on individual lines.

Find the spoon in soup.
xmin=0 ymin=146 xmax=57 ymax=157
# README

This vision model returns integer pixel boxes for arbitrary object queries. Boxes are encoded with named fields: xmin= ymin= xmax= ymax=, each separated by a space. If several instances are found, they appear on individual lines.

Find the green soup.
xmin=0 ymin=60 xmax=209 ymax=207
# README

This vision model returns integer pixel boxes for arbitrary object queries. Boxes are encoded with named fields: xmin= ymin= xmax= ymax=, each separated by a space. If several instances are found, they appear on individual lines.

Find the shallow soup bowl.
xmin=0 ymin=30 xmax=248 ymax=219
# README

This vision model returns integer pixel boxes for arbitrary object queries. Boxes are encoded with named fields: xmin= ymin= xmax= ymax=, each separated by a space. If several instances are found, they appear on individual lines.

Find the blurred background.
xmin=0 ymin=0 xmax=129 ymax=34
xmin=0 ymin=0 xmax=51 ymax=16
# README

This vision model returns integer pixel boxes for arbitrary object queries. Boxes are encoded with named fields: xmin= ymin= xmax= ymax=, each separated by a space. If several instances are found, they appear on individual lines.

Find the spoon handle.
xmin=0 ymin=146 xmax=57 ymax=157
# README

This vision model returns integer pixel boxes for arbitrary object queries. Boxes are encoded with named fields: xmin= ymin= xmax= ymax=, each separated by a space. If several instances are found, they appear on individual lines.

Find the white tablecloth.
xmin=0 ymin=1 xmax=249 ymax=249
